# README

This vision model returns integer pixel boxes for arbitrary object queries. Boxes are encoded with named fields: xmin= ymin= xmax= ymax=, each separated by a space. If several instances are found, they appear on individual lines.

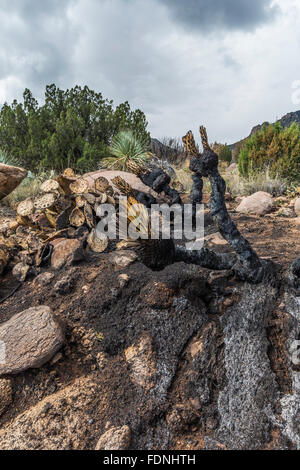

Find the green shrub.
xmin=0 ymin=85 xmax=150 ymax=173
xmin=238 ymin=122 xmax=300 ymax=180
xmin=219 ymin=144 xmax=232 ymax=163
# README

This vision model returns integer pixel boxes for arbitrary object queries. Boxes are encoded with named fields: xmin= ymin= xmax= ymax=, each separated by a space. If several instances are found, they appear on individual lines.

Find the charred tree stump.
xmin=183 ymin=126 xmax=267 ymax=283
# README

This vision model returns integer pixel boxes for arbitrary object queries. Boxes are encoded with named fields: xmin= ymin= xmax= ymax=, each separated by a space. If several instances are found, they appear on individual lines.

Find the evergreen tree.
xmin=238 ymin=122 xmax=300 ymax=180
xmin=0 ymin=85 xmax=150 ymax=172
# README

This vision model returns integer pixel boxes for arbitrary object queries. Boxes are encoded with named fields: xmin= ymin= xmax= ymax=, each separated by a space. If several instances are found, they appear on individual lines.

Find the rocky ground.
xmin=0 ymin=192 xmax=300 ymax=450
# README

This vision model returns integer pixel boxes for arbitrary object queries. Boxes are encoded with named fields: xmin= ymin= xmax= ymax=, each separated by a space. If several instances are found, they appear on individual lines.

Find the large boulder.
xmin=236 ymin=191 xmax=274 ymax=216
xmin=295 ymin=198 xmax=300 ymax=216
xmin=0 ymin=306 xmax=64 ymax=376
xmin=83 ymin=170 xmax=158 ymax=197
xmin=0 ymin=163 xmax=27 ymax=200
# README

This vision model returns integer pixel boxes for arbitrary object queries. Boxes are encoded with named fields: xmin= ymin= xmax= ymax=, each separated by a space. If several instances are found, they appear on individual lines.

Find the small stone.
xmin=12 ymin=262 xmax=30 ymax=282
xmin=54 ymin=274 xmax=74 ymax=295
xmin=0 ymin=306 xmax=64 ymax=376
xmin=110 ymin=250 xmax=138 ymax=269
xmin=0 ymin=378 xmax=12 ymax=417
xmin=95 ymin=425 xmax=131 ymax=451
xmin=118 ymin=274 xmax=130 ymax=288
xmin=51 ymin=239 xmax=83 ymax=270
xmin=278 ymin=208 xmax=294 ymax=218
xmin=34 ymin=272 xmax=55 ymax=286
xmin=96 ymin=352 xmax=108 ymax=370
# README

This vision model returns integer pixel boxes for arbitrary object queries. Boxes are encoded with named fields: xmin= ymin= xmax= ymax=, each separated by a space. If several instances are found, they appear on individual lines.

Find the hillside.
xmin=229 ymin=110 xmax=300 ymax=151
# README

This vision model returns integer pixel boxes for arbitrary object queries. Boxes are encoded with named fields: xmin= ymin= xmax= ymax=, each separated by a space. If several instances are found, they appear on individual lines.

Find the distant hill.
xmin=229 ymin=110 xmax=300 ymax=151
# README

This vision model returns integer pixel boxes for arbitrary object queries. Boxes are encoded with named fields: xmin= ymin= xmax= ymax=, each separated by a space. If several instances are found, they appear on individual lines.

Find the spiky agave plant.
xmin=0 ymin=150 xmax=20 ymax=167
xmin=101 ymin=130 xmax=151 ymax=172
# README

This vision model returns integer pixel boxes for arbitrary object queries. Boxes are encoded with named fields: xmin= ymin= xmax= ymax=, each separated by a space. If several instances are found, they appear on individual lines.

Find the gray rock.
xmin=34 ymin=272 xmax=55 ymax=286
xmin=216 ymin=282 xmax=279 ymax=450
xmin=277 ymin=291 xmax=300 ymax=449
xmin=110 ymin=250 xmax=138 ymax=269
xmin=0 ymin=306 xmax=64 ymax=376
xmin=95 ymin=425 xmax=131 ymax=450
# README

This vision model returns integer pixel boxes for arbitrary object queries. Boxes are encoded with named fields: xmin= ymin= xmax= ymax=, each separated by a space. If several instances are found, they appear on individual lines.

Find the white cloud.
xmin=0 ymin=0 xmax=299 ymax=144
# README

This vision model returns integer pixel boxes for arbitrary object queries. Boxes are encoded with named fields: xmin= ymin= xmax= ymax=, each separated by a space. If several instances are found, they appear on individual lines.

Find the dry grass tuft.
xmin=1 ymin=171 xmax=55 ymax=209
xmin=224 ymin=167 xmax=287 ymax=197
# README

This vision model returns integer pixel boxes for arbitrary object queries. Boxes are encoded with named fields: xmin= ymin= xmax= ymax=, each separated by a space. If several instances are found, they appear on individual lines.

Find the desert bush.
xmin=0 ymin=85 xmax=150 ymax=173
xmin=238 ymin=122 xmax=300 ymax=180
xmin=173 ymin=168 xmax=193 ymax=193
xmin=155 ymin=137 xmax=186 ymax=165
xmin=100 ymin=130 xmax=151 ymax=170
xmin=219 ymin=145 xmax=232 ymax=164
xmin=212 ymin=142 xmax=232 ymax=164
xmin=226 ymin=167 xmax=287 ymax=197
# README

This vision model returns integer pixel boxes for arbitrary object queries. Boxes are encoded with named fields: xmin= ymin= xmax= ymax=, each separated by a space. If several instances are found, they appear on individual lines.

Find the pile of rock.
xmin=0 ymin=169 xmax=144 ymax=279
xmin=236 ymin=191 xmax=300 ymax=219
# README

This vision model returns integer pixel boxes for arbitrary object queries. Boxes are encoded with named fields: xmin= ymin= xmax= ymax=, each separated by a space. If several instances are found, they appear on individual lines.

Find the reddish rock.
xmin=0 ymin=163 xmax=27 ymax=200
xmin=51 ymin=239 xmax=83 ymax=270
xmin=236 ymin=191 xmax=274 ymax=216
xmin=0 ymin=306 xmax=64 ymax=376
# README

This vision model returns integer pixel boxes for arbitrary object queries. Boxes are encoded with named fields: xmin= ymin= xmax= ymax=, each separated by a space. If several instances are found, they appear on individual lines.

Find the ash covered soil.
xmin=0 ymin=202 xmax=300 ymax=450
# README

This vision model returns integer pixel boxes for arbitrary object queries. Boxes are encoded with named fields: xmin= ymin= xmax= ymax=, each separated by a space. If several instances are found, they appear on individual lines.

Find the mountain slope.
xmin=230 ymin=110 xmax=300 ymax=151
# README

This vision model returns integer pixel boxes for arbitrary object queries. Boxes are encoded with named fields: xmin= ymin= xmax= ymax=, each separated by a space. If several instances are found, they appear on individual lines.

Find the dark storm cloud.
xmin=0 ymin=0 xmax=77 ymax=101
xmin=157 ymin=0 xmax=279 ymax=31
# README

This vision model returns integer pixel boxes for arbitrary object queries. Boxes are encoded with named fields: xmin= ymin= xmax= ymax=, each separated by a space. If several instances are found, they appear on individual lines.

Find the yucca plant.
xmin=100 ymin=130 xmax=151 ymax=171
xmin=0 ymin=150 xmax=20 ymax=167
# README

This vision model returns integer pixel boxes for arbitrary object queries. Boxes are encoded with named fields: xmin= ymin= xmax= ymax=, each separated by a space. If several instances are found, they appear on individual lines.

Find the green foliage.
xmin=0 ymin=85 xmax=150 ymax=173
xmin=238 ymin=122 xmax=300 ymax=180
xmin=101 ymin=130 xmax=151 ymax=170
xmin=219 ymin=144 xmax=232 ymax=163
xmin=212 ymin=142 xmax=232 ymax=163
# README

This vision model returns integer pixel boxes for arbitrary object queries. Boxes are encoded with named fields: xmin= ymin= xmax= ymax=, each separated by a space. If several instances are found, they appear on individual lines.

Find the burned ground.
xmin=0 ymin=203 xmax=299 ymax=449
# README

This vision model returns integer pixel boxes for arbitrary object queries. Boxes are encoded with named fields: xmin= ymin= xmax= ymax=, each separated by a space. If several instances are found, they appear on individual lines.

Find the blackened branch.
xmin=183 ymin=126 xmax=266 ymax=283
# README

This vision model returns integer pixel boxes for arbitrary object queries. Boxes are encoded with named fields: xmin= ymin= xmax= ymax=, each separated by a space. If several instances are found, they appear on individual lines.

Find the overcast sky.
xmin=0 ymin=0 xmax=300 ymax=144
